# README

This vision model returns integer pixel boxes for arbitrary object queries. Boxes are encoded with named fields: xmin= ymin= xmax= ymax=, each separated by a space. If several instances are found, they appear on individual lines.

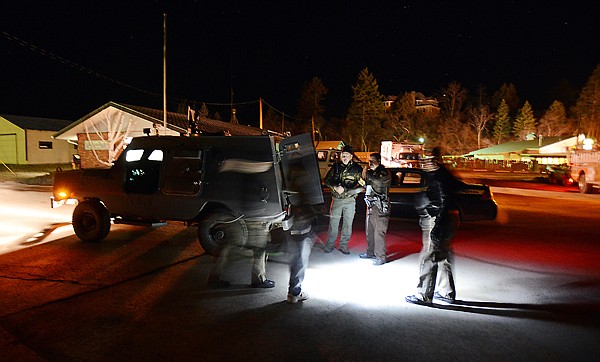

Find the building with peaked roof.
xmin=383 ymin=92 xmax=440 ymax=113
xmin=0 ymin=114 xmax=76 ymax=164
xmin=465 ymin=136 xmax=578 ymax=165
xmin=53 ymin=102 xmax=264 ymax=142
xmin=52 ymin=102 xmax=264 ymax=168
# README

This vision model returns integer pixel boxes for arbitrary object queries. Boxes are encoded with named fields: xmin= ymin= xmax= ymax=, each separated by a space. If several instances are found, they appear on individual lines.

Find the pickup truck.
xmin=51 ymin=133 xmax=323 ymax=255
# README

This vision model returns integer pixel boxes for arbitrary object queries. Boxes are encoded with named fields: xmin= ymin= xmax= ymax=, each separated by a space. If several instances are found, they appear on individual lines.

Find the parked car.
xmin=315 ymin=148 xmax=367 ymax=180
xmin=322 ymin=167 xmax=497 ymax=222
xmin=544 ymin=164 xmax=574 ymax=186
xmin=387 ymin=167 xmax=497 ymax=221
xmin=315 ymin=148 xmax=341 ymax=179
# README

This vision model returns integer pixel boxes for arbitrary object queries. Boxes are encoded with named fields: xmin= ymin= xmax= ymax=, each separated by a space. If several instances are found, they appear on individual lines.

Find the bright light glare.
xmin=302 ymin=255 xmax=416 ymax=308
xmin=0 ymin=202 xmax=72 ymax=254
xmin=0 ymin=224 xmax=37 ymax=242
xmin=148 ymin=149 xmax=164 ymax=161
xmin=0 ymin=204 xmax=71 ymax=221
xmin=126 ymin=149 xmax=144 ymax=162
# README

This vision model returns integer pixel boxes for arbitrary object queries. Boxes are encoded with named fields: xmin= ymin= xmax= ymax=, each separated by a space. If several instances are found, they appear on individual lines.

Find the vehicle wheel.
xmin=579 ymin=173 xmax=593 ymax=194
xmin=559 ymin=175 xmax=568 ymax=186
xmin=72 ymin=200 xmax=111 ymax=242
xmin=197 ymin=208 xmax=247 ymax=256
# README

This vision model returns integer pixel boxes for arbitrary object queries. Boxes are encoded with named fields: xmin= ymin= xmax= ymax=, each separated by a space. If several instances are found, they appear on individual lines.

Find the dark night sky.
xmin=2 ymin=1 xmax=600 ymax=126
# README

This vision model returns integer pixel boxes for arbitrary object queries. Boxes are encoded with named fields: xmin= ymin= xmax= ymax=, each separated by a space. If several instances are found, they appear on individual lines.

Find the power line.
xmin=2 ymin=30 xmax=276 ymax=111
xmin=2 ymin=30 xmax=163 ymax=99
xmin=261 ymin=99 xmax=309 ymax=122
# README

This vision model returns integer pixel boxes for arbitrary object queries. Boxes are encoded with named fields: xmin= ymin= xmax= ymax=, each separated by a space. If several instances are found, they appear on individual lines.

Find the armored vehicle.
xmin=51 ymin=133 xmax=323 ymax=255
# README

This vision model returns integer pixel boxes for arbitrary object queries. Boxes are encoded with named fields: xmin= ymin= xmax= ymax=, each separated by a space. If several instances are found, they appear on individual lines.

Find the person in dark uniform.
xmin=323 ymin=145 xmax=364 ymax=254
xmin=405 ymin=147 xmax=461 ymax=305
xmin=360 ymin=153 xmax=391 ymax=265
xmin=283 ymin=152 xmax=323 ymax=303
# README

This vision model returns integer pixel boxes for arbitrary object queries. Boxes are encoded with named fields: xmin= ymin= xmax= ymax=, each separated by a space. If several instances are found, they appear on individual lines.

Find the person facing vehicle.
xmin=323 ymin=145 xmax=364 ymax=254
xmin=360 ymin=152 xmax=391 ymax=265
xmin=406 ymin=147 xmax=461 ymax=305
xmin=283 ymin=159 xmax=320 ymax=303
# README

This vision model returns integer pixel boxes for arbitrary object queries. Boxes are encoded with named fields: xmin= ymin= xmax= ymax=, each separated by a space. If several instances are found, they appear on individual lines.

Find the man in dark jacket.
xmin=323 ymin=145 xmax=364 ymax=254
xmin=406 ymin=147 xmax=461 ymax=305
xmin=360 ymin=153 xmax=391 ymax=265
xmin=283 ymin=158 xmax=321 ymax=303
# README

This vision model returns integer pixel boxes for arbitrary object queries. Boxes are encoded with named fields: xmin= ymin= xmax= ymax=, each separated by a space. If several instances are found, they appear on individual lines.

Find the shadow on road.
xmin=421 ymin=299 xmax=600 ymax=326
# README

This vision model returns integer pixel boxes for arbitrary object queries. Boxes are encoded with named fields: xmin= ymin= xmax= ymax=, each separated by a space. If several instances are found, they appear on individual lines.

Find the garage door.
xmin=0 ymin=134 xmax=18 ymax=164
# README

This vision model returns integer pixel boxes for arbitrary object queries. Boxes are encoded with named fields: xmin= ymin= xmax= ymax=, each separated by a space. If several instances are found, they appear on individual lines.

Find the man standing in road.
xmin=360 ymin=153 xmax=391 ymax=265
xmin=283 ymin=161 xmax=320 ymax=303
xmin=206 ymin=221 xmax=275 ymax=289
xmin=406 ymin=147 xmax=461 ymax=305
xmin=323 ymin=145 xmax=364 ymax=254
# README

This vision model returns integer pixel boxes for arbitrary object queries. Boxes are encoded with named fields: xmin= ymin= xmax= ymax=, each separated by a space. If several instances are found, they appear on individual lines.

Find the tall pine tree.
xmin=513 ymin=101 xmax=536 ymax=140
xmin=347 ymin=68 xmax=386 ymax=151
xmin=493 ymin=99 xmax=512 ymax=144
xmin=574 ymin=63 xmax=600 ymax=139
xmin=297 ymin=77 xmax=328 ymax=138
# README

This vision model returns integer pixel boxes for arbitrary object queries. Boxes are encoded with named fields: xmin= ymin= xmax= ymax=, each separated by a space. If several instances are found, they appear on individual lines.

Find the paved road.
xmin=0 ymin=182 xmax=599 ymax=361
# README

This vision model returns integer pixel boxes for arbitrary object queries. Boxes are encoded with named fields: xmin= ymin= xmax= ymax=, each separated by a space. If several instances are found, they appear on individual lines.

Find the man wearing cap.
xmin=323 ymin=145 xmax=364 ymax=254
xmin=406 ymin=147 xmax=461 ymax=305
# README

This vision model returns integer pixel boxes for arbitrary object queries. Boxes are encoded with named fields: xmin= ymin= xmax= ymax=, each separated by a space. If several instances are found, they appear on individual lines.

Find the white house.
xmin=53 ymin=102 xmax=264 ymax=168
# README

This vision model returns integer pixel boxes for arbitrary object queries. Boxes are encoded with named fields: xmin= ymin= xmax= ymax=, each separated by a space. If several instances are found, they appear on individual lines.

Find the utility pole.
xmin=311 ymin=116 xmax=315 ymax=142
xmin=162 ymin=13 xmax=167 ymax=133
xmin=230 ymin=86 xmax=237 ymax=124
xmin=230 ymin=57 xmax=233 ymax=123
xmin=259 ymin=98 xmax=263 ymax=129
xmin=312 ymin=92 xmax=317 ymax=143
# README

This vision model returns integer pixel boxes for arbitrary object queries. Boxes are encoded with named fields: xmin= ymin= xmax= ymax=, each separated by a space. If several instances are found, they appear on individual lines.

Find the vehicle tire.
xmin=72 ymin=200 xmax=111 ymax=242
xmin=579 ymin=173 xmax=593 ymax=194
xmin=197 ymin=208 xmax=247 ymax=256
xmin=559 ymin=175 xmax=568 ymax=186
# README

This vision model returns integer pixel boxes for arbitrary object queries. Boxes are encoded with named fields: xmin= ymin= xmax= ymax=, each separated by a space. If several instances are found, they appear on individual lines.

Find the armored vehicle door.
xmin=279 ymin=133 xmax=324 ymax=206
xmin=163 ymin=147 xmax=203 ymax=195
xmin=121 ymin=147 xmax=164 ymax=218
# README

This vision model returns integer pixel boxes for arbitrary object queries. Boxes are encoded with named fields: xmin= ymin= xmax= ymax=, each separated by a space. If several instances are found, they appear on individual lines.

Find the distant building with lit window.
xmin=383 ymin=92 xmax=440 ymax=113
xmin=464 ymin=136 xmax=578 ymax=166
xmin=0 ymin=114 xmax=75 ymax=164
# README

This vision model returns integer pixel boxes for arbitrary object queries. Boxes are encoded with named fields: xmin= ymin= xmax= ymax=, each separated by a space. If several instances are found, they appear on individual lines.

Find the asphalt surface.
xmin=0 ymin=179 xmax=599 ymax=361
